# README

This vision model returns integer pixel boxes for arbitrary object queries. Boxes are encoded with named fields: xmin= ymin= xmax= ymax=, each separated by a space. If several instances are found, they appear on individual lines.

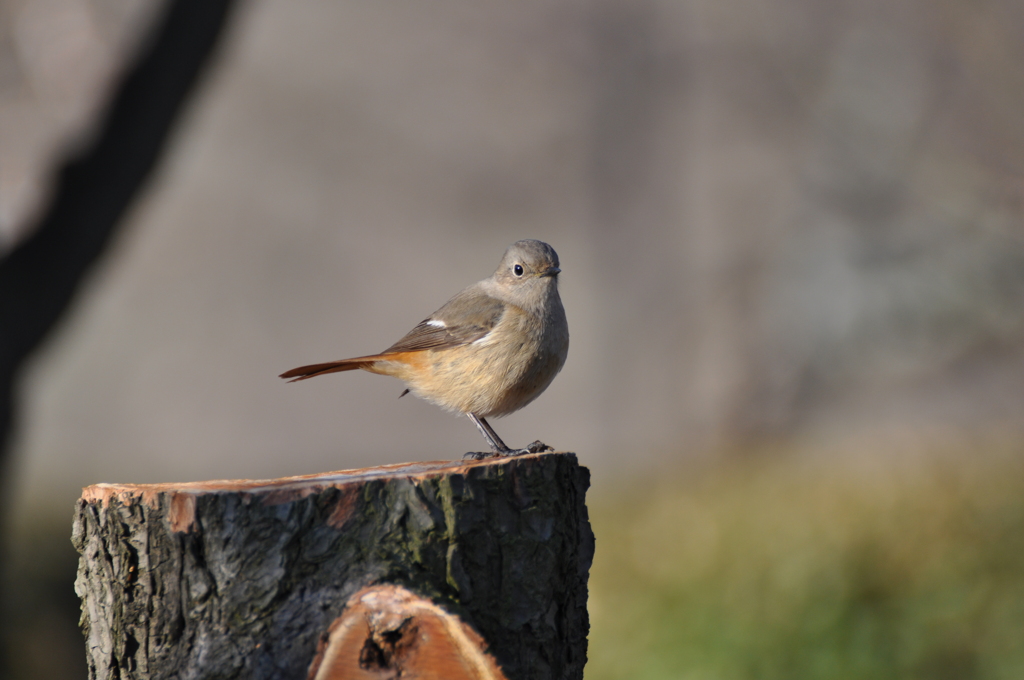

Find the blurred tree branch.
xmin=0 ymin=0 xmax=238 ymax=668
xmin=0 ymin=0 xmax=239 ymax=467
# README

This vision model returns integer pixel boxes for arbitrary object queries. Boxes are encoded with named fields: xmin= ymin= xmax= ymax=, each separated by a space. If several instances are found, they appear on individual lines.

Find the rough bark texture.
xmin=72 ymin=452 xmax=593 ymax=680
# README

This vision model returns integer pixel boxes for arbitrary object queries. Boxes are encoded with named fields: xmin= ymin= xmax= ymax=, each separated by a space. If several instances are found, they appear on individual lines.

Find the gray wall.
xmin=3 ymin=0 xmax=1023 ymax=527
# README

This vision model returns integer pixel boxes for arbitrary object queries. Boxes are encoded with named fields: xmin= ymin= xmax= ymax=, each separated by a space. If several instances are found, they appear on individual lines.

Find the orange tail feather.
xmin=280 ymin=351 xmax=425 ymax=382
xmin=279 ymin=358 xmax=373 ymax=382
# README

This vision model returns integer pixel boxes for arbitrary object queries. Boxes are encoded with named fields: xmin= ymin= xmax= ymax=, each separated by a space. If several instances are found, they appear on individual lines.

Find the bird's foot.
xmin=463 ymin=450 xmax=496 ymax=461
xmin=462 ymin=441 xmax=553 ymax=461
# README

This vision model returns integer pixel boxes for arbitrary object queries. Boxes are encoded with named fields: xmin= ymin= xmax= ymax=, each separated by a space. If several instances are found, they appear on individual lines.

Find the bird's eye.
xmin=513 ymin=264 xmax=524 ymax=276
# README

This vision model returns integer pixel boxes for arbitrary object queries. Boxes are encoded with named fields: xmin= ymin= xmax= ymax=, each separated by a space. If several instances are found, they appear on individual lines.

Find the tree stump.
xmin=72 ymin=452 xmax=593 ymax=680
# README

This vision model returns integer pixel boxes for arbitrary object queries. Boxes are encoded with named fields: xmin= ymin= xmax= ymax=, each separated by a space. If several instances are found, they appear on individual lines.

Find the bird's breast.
xmin=399 ymin=302 xmax=567 ymax=417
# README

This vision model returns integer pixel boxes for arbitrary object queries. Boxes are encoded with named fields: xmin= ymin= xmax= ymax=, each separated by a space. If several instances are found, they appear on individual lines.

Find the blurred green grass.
xmin=7 ymin=441 xmax=1024 ymax=679
xmin=586 ymin=443 xmax=1024 ymax=680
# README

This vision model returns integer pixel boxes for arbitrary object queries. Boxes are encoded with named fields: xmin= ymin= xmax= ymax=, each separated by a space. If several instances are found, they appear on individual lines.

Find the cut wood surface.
xmin=73 ymin=452 xmax=593 ymax=680
xmin=306 ymin=584 xmax=508 ymax=680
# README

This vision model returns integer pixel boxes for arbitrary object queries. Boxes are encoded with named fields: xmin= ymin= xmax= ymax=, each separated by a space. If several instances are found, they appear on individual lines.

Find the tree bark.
xmin=72 ymin=452 xmax=593 ymax=680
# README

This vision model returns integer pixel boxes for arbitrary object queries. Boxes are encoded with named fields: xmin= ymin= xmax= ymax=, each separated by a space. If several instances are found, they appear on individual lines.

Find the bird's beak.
xmin=540 ymin=266 xmax=561 ymax=277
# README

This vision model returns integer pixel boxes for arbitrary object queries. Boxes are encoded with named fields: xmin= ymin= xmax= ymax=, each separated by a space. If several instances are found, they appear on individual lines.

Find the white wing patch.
xmin=426 ymin=319 xmax=446 ymax=328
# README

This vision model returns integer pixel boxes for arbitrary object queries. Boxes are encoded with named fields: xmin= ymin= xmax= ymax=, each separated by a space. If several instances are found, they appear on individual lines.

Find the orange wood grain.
xmin=308 ymin=585 xmax=508 ymax=680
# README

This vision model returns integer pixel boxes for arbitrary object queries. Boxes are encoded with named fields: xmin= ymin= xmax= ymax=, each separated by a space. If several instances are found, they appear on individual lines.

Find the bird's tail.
xmin=279 ymin=356 xmax=381 ymax=382
xmin=281 ymin=350 xmax=424 ymax=382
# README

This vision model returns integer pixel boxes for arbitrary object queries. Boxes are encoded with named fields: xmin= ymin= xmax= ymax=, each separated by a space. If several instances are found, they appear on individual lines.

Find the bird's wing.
xmin=279 ymin=288 xmax=507 ymax=382
xmin=382 ymin=289 xmax=506 ymax=353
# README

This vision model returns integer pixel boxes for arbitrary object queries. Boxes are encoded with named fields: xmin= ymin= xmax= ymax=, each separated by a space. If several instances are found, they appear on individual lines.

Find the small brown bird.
xmin=280 ymin=239 xmax=569 ymax=458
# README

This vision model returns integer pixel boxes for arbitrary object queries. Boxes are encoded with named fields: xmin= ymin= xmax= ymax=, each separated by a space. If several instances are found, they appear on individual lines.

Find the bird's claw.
xmin=523 ymin=440 xmax=554 ymax=453
xmin=463 ymin=450 xmax=495 ymax=461
xmin=462 ymin=440 xmax=554 ymax=461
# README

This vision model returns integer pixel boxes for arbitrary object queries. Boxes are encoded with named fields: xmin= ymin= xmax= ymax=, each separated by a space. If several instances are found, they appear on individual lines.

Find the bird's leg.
xmin=463 ymin=414 xmax=554 ymax=460
xmin=465 ymin=414 xmax=512 ymax=458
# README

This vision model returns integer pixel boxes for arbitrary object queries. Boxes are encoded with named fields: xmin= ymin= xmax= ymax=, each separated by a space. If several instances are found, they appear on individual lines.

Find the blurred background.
xmin=1 ymin=0 xmax=1023 ymax=677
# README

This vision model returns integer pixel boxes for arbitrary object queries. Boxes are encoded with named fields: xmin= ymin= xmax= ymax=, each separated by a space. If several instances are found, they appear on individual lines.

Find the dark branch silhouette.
xmin=0 ymin=0 xmax=238 ymax=466
xmin=0 ymin=0 xmax=239 ymax=674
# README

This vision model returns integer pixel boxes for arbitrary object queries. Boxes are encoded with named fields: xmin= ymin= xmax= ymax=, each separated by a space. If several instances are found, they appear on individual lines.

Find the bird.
xmin=280 ymin=239 xmax=568 ymax=459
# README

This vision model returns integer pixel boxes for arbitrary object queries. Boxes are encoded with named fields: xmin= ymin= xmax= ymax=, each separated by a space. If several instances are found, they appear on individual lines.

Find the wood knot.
xmin=308 ymin=585 xmax=508 ymax=680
